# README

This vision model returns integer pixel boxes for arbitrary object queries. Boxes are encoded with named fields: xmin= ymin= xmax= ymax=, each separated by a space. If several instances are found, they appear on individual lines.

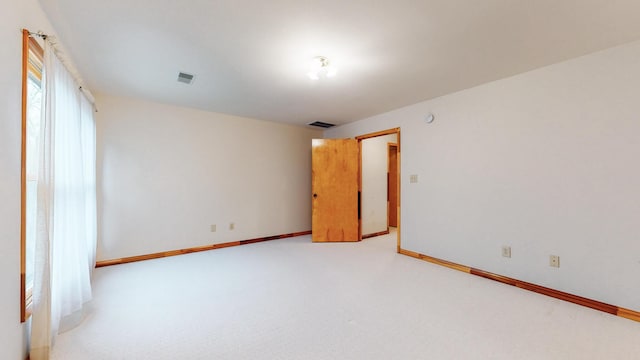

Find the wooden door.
xmin=388 ymin=143 xmax=398 ymax=227
xmin=311 ymin=139 xmax=359 ymax=242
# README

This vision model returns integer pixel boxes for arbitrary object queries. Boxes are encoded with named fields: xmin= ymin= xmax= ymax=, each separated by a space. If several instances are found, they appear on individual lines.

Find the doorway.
xmin=356 ymin=128 xmax=401 ymax=251
xmin=310 ymin=128 xmax=401 ymax=250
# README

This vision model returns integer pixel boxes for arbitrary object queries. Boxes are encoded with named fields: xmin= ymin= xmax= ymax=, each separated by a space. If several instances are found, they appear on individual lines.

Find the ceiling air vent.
xmin=177 ymin=72 xmax=195 ymax=84
xmin=308 ymin=121 xmax=335 ymax=129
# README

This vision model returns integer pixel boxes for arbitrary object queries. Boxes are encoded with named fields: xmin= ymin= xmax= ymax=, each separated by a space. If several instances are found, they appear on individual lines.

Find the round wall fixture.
xmin=425 ymin=113 xmax=435 ymax=123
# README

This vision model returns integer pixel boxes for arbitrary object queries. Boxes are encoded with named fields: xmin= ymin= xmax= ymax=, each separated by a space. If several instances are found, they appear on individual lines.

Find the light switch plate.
xmin=410 ymin=174 xmax=418 ymax=183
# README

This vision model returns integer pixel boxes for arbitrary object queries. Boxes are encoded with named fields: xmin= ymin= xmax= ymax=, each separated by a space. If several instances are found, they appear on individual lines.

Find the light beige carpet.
xmin=51 ymin=231 xmax=640 ymax=359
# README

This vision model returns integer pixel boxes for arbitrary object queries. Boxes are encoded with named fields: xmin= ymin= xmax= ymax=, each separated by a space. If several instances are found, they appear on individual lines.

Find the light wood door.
xmin=311 ymin=139 xmax=359 ymax=242
xmin=388 ymin=143 xmax=398 ymax=227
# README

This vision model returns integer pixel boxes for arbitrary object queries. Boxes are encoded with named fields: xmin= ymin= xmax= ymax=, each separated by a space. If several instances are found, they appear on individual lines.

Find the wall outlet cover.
xmin=502 ymin=246 xmax=511 ymax=258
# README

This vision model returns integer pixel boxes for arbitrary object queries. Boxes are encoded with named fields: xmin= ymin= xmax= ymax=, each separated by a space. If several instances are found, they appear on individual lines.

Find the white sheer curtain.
xmin=30 ymin=41 xmax=97 ymax=360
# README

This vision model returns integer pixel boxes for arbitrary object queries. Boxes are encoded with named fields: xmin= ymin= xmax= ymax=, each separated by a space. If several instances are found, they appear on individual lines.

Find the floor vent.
xmin=308 ymin=121 xmax=335 ymax=129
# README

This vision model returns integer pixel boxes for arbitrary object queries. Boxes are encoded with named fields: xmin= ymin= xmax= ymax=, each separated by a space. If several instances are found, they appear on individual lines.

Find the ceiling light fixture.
xmin=307 ymin=56 xmax=337 ymax=80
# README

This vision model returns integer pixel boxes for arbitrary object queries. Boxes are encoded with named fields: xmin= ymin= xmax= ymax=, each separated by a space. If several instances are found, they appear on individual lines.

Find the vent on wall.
xmin=177 ymin=72 xmax=195 ymax=84
xmin=308 ymin=121 xmax=335 ymax=129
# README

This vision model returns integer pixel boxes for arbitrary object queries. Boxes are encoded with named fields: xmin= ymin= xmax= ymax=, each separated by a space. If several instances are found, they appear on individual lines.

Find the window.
xmin=21 ymin=29 xmax=44 ymax=322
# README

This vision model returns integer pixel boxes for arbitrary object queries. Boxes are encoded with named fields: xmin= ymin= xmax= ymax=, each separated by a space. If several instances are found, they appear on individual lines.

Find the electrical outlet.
xmin=501 ymin=246 xmax=511 ymax=258
xmin=549 ymin=255 xmax=560 ymax=268
xmin=210 ymin=224 xmax=216 ymax=232
xmin=410 ymin=174 xmax=418 ymax=183
xmin=229 ymin=222 xmax=235 ymax=230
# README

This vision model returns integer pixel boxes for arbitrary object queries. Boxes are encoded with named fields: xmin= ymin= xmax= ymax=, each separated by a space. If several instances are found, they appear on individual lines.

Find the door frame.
xmin=355 ymin=128 xmax=401 ymax=252
xmin=387 ymin=142 xmax=398 ymax=228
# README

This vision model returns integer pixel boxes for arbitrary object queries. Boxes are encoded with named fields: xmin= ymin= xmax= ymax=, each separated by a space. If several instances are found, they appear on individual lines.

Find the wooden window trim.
xmin=21 ymin=29 xmax=43 ymax=323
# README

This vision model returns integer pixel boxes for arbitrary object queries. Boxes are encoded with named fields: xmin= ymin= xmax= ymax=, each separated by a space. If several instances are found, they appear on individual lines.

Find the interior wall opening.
xmin=356 ymin=128 xmax=401 ymax=251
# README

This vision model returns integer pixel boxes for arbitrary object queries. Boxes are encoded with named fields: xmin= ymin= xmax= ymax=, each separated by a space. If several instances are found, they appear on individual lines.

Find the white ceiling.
xmin=38 ymin=0 xmax=640 ymax=127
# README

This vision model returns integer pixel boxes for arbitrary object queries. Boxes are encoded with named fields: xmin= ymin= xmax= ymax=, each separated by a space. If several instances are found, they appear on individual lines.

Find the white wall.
xmin=361 ymin=134 xmax=397 ymax=235
xmin=97 ymin=93 xmax=322 ymax=261
xmin=0 ymin=0 xmax=63 ymax=358
xmin=326 ymin=40 xmax=640 ymax=311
